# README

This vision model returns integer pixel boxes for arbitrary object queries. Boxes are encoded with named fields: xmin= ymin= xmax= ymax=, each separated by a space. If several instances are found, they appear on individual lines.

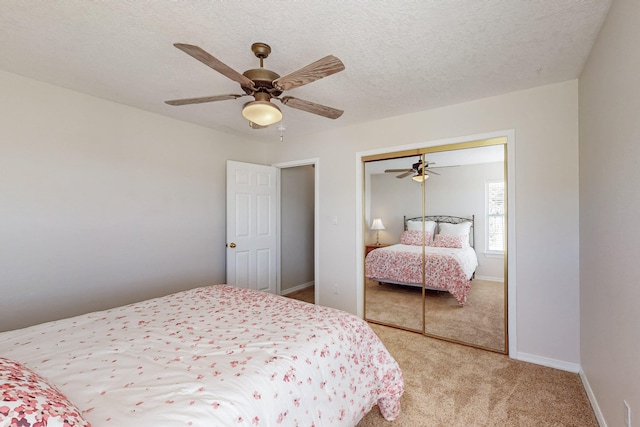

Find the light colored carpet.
xmin=358 ymin=324 xmax=598 ymax=427
xmin=365 ymin=278 xmax=505 ymax=351
xmin=365 ymin=278 xmax=424 ymax=331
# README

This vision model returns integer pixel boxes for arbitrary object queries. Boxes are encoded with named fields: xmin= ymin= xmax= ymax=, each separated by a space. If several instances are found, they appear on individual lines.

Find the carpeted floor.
xmin=357 ymin=324 xmax=598 ymax=427
xmin=365 ymin=278 xmax=505 ymax=350
xmin=283 ymin=285 xmax=315 ymax=304
xmin=285 ymin=285 xmax=597 ymax=426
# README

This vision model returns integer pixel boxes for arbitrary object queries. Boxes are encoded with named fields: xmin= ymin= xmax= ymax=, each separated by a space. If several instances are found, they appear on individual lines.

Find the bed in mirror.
xmin=363 ymin=139 xmax=508 ymax=353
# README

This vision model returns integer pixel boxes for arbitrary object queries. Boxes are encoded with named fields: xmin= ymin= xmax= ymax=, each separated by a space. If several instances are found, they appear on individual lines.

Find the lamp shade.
xmin=371 ymin=218 xmax=385 ymax=230
xmin=412 ymin=173 xmax=429 ymax=182
xmin=242 ymin=100 xmax=282 ymax=126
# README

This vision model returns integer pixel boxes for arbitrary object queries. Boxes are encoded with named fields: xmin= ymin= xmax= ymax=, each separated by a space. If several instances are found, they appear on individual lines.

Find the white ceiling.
xmin=0 ymin=1 xmax=610 ymax=143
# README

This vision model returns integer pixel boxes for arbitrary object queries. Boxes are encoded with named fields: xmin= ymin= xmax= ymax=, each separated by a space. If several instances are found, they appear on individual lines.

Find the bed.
xmin=0 ymin=285 xmax=403 ymax=426
xmin=365 ymin=215 xmax=479 ymax=305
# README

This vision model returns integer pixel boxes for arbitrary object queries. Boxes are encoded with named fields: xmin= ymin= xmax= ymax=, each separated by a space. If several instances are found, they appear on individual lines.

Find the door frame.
xmin=355 ymin=129 xmax=517 ymax=357
xmin=272 ymin=158 xmax=320 ymax=304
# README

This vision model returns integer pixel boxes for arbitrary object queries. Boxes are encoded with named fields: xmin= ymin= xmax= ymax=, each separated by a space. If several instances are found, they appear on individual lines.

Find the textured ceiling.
xmin=0 ymin=0 xmax=610 ymax=142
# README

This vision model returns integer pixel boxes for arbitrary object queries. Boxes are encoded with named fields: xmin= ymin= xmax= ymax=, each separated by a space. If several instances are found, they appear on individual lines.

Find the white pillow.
xmin=438 ymin=222 xmax=471 ymax=247
xmin=438 ymin=221 xmax=471 ymax=237
xmin=434 ymin=221 xmax=471 ymax=247
xmin=407 ymin=220 xmax=436 ymax=236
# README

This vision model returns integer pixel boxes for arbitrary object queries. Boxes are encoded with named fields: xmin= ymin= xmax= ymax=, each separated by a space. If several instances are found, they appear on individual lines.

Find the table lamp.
xmin=370 ymin=218 xmax=385 ymax=245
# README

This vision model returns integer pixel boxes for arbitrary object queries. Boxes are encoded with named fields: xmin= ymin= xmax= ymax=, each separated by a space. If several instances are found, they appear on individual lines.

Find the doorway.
xmin=274 ymin=159 xmax=319 ymax=305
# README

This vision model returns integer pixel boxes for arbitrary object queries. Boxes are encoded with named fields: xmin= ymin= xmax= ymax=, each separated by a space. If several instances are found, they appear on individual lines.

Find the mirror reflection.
xmin=363 ymin=142 xmax=507 ymax=352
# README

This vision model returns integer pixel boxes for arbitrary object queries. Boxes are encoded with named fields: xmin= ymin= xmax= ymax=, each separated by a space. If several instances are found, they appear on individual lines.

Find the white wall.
xmin=579 ymin=0 xmax=640 ymax=425
xmin=0 ymin=70 xmax=266 ymax=332
xmin=0 ymin=67 xmax=584 ymax=368
xmin=266 ymin=80 xmax=580 ymax=366
xmin=367 ymin=173 xmax=422 ymax=243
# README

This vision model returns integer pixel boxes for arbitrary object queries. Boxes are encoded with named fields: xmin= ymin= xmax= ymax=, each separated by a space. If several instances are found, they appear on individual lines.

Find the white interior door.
xmin=226 ymin=160 xmax=277 ymax=293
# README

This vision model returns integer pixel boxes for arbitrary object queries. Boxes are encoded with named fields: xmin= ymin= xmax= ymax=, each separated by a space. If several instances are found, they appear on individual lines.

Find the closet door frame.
xmin=357 ymin=130 xmax=516 ymax=356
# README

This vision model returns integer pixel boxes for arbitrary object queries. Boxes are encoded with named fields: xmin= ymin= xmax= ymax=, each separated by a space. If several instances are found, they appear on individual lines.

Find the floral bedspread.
xmin=365 ymin=244 xmax=478 ymax=305
xmin=0 ymin=285 xmax=403 ymax=426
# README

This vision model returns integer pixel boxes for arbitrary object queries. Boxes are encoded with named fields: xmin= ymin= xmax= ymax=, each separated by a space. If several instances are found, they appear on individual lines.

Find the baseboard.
xmin=280 ymin=281 xmax=314 ymax=295
xmin=474 ymin=275 xmax=503 ymax=282
xmin=515 ymin=352 xmax=581 ymax=373
xmin=580 ymin=369 xmax=607 ymax=427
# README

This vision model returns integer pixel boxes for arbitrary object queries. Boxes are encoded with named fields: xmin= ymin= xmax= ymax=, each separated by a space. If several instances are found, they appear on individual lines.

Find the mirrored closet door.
xmin=363 ymin=138 xmax=508 ymax=353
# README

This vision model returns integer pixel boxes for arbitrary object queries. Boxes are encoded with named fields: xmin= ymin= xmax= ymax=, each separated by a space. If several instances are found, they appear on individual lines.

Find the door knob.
xmin=229 ymin=242 xmax=237 ymax=248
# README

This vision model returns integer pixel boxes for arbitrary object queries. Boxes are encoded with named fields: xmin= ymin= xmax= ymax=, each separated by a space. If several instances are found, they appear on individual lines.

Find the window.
xmin=486 ymin=180 xmax=505 ymax=254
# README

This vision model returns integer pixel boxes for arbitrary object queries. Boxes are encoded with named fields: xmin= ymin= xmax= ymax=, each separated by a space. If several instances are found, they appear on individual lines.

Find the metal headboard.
xmin=404 ymin=215 xmax=475 ymax=248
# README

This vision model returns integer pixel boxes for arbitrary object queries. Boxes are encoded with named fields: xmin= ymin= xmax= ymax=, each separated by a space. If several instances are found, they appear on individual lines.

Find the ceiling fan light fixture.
xmin=167 ymin=43 xmax=345 ymax=127
xmin=412 ymin=173 xmax=429 ymax=182
xmin=242 ymin=100 xmax=282 ymax=127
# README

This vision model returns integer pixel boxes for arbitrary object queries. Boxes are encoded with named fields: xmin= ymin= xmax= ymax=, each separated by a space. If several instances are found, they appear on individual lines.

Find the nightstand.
xmin=365 ymin=243 xmax=390 ymax=256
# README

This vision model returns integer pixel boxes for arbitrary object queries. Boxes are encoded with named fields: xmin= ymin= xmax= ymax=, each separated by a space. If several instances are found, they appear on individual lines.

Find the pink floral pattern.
xmin=432 ymin=234 xmax=467 ymax=248
xmin=0 ymin=286 xmax=403 ymax=426
xmin=0 ymin=357 xmax=91 ymax=427
xmin=399 ymin=230 xmax=432 ymax=246
xmin=365 ymin=244 xmax=478 ymax=305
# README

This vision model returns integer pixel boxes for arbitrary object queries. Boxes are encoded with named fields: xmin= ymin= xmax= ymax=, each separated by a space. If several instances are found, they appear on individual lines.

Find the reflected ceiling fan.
xmin=165 ymin=42 xmax=345 ymax=129
xmin=385 ymin=159 xmax=440 ymax=182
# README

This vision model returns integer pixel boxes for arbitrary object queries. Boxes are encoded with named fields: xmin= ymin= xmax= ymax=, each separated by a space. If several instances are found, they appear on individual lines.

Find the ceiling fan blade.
xmin=385 ymin=169 xmax=412 ymax=173
xmin=277 ymin=96 xmax=343 ymax=119
xmin=165 ymin=94 xmax=246 ymax=106
xmin=396 ymin=171 xmax=414 ymax=179
xmin=273 ymin=55 xmax=345 ymax=91
xmin=424 ymin=168 xmax=440 ymax=176
xmin=174 ymin=43 xmax=255 ymax=89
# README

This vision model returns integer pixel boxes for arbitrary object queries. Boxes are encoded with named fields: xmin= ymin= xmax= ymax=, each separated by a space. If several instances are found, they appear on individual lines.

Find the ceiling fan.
xmin=165 ymin=42 xmax=345 ymax=129
xmin=385 ymin=159 xmax=440 ymax=181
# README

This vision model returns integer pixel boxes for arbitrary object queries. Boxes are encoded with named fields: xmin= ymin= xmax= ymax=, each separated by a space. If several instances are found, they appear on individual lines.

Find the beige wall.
xmin=0 ymin=70 xmax=266 ymax=331
xmin=579 ymin=0 xmax=640 ymax=425
xmin=267 ymin=80 xmax=580 ymax=367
